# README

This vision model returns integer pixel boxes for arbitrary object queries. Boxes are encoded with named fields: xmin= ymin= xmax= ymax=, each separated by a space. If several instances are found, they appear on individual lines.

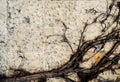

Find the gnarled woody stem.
xmin=1 ymin=29 xmax=120 ymax=82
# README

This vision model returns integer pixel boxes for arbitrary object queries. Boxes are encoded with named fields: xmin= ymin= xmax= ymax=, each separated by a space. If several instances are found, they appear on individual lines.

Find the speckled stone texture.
xmin=0 ymin=0 xmax=120 ymax=82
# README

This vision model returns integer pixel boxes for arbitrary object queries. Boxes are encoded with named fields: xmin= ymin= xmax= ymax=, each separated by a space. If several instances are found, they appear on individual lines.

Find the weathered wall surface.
xmin=0 ymin=0 xmax=8 ymax=76
xmin=0 ymin=0 xmax=120 ymax=82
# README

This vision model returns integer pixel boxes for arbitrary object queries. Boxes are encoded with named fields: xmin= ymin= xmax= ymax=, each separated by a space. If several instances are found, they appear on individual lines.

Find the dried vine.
xmin=1 ymin=0 xmax=120 ymax=82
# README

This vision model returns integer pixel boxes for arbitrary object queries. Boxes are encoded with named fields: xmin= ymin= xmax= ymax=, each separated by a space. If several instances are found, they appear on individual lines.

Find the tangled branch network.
xmin=1 ymin=0 xmax=120 ymax=82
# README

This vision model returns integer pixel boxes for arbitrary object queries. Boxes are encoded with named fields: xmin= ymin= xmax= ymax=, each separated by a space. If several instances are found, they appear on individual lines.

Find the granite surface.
xmin=0 ymin=0 xmax=119 ymax=82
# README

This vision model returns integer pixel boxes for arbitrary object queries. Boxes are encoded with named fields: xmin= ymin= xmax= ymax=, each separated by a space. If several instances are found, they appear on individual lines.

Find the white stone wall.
xmin=0 ymin=0 xmax=120 ymax=82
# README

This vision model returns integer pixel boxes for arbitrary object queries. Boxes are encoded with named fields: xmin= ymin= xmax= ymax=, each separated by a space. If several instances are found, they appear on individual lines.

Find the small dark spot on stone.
xmin=0 ymin=41 xmax=5 ymax=43
xmin=19 ymin=56 xmax=24 ymax=59
xmin=8 ymin=27 xmax=15 ymax=35
xmin=24 ymin=17 xmax=30 ymax=24
xmin=117 ymin=2 xmax=120 ymax=9
xmin=17 ymin=9 xmax=21 ymax=13
xmin=11 ymin=27 xmax=14 ymax=29
xmin=17 ymin=50 xmax=22 ymax=53
xmin=8 ymin=12 xmax=11 ymax=18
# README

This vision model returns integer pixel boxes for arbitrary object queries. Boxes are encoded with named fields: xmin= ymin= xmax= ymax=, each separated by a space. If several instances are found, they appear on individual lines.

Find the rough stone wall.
xmin=0 ymin=0 xmax=120 ymax=82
